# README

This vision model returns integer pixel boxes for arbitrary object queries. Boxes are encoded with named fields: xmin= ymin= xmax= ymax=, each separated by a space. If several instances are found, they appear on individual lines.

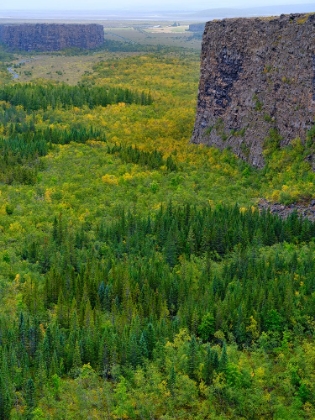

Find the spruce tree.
xmin=188 ymin=335 xmax=198 ymax=380
xmin=168 ymin=365 xmax=176 ymax=397
xmin=219 ymin=342 xmax=228 ymax=372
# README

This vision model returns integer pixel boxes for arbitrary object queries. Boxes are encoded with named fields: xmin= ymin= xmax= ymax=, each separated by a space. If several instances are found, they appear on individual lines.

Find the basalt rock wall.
xmin=191 ymin=13 xmax=315 ymax=167
xmin=0 ymin=24 xmax=104 ymax=51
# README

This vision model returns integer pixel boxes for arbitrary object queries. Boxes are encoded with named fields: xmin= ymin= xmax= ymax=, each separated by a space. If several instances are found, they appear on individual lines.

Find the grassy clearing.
xmin=9 ymin=54 xmax=111 ymax=84
xmin=103 ymin=25 xmax=201 ymax=49
xmin=147 ymin=25 xmax=190 ymax=33
xmin=8 ymin=52 xmax=141 ymax=84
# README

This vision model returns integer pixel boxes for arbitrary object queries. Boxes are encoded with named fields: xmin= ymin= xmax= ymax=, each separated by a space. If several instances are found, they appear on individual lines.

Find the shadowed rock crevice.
xmin=213 ymin=47 xmax=243 ymax=112
xmin=191 ymin=13 xmax=315 ymax=167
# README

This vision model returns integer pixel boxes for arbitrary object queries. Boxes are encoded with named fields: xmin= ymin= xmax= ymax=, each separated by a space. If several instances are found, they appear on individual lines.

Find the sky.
xmin=0 ymin=0 xmax=313 ymax=11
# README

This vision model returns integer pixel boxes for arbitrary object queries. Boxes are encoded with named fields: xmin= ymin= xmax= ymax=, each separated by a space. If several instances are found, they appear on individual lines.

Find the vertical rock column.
xmin=0 ymin=24 xmax=104 ymax=52
xmin=191 ymin=14 xmax=315 ymax=167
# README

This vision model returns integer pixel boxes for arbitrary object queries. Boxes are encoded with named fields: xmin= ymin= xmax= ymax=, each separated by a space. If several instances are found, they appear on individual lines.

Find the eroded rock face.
xmin=0 ymin=24 xmax=104 ymax=51
xmin=191 ymin=13 xmax=315 ymax=167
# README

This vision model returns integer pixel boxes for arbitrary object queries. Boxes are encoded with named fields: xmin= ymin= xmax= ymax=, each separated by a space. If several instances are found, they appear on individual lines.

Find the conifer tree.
xmin=203 ymin=344 xmax=213 ymax=385
xmin=219 ymin=342 xmax=228 ymax=373
xmin=188 ymin=335 xmax=198 ymax=380
xmin=72 ymin=341 xmax=82 ymax=376
xmin=168 ymin=365 xmax=176 ymax=397
xmin=139 ymin=332 xmax=149 ymax=361
xmin=146 ymin=323 xmax=155 ymax=360
xmin=0 ymin=355 xmax=13 ymax=420
xmin=25 ymin=378 xmax=36 ymax=418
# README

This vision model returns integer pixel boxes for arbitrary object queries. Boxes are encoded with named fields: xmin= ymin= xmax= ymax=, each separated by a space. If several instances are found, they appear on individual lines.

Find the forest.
xmin=0 ymin=39 xmax=315 ymax=420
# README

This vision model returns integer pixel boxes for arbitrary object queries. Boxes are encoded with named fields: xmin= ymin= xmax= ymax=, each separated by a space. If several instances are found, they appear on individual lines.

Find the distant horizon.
xmin=0 ymin=0 xmax=314 ymax=12
xmin=0 ymin=3 xmax=314 ymax=22
xmin=1 ymin=5 xmax=315 ymax=11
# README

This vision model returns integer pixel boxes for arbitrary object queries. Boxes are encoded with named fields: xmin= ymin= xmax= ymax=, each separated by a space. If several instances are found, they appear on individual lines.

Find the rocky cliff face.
xmin=0 ymin=24 xmax=104 ymax=52
xmin=191 ymin=13 xmax=315 ymax=167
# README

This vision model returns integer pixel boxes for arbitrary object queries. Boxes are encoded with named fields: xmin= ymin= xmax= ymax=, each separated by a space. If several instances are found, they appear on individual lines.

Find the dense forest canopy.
xmin=0 ymin=42 xmax=315 ymax=419
xmin=0 ymin=83 xmax=153 ymax=111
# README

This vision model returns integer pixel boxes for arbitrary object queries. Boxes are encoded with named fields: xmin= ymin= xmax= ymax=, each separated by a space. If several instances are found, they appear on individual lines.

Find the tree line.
xmin=0 ymin=82 xmax=153 ymax=111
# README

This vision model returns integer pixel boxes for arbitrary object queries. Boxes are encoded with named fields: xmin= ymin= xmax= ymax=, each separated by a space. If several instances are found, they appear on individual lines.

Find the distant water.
xmin=7 ymin=67 xmax=19 ymax=79
xmin=7 ymin=60 xmax=34 ymax=80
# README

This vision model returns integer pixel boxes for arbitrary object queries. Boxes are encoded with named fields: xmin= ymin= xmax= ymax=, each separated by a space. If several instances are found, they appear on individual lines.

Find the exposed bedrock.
xmin=191 ymin=13 xmax=315 ymax=167
xmin=0 ymin=24 xmax=104 ymax=52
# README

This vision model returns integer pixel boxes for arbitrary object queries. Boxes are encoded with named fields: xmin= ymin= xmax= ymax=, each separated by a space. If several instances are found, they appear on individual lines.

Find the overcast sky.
xmin=0 ymin=0 xmax=313 ymax=11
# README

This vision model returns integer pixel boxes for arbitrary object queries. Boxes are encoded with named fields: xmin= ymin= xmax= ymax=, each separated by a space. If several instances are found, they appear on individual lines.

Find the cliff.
xmin=191 ymin=13 xmax=315 ymax=167
xmin=0 ymin=24 xmax=104 ymax=52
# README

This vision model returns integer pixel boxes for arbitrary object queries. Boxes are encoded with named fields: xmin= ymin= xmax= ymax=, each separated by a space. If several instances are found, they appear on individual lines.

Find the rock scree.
xmin=0 ymin=24 xmax=104 ymax=52
xmin=258 ymin=199 xmax=315 ymax=221
xmin=191 ymin=13 xmax=315 ymax=167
